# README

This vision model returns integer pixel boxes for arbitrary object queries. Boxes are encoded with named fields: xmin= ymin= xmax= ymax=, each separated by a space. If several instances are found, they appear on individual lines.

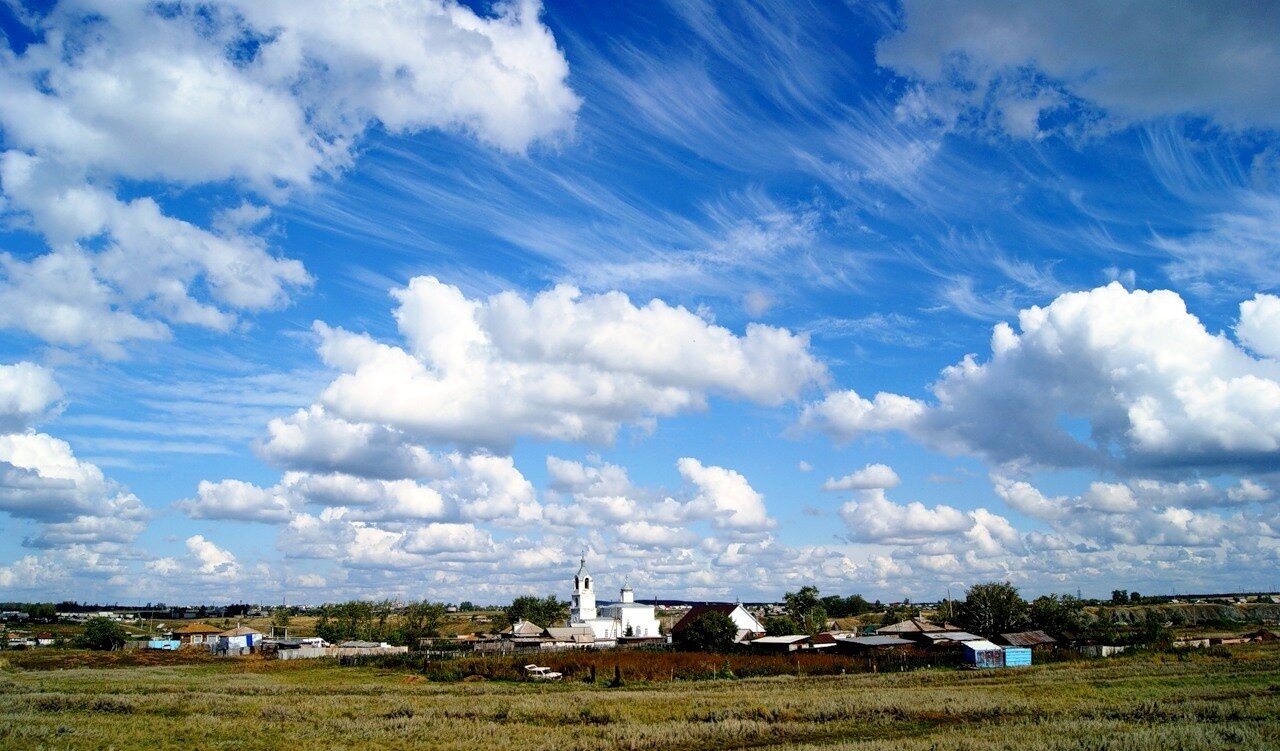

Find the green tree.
xmin=956 ymin=581 xmax=1029 ymax=637
xmin=504 ymin=595 xmax=565 ymax=628
xmin=1028 ymin=594 xmax=1086 ymax=637
xmin=674 ymin=611 xmax=738 ymax=652
xmin=271 ymin=606 xmax=291 ymax=634
xmin=783 ymin=586 xmax=828 ymax=635
xmin=1129 ymin=591 xmax=1142 ymax=604
xmin=458 ymin=600 xmax=476 ymax=612
xmin=764 ymin=616 xmax=800 ymax=636
xmin=77 ymin=617 xmax=127 ymax=651
xmin=1111 ymin=589 xmax=1128 ymax=605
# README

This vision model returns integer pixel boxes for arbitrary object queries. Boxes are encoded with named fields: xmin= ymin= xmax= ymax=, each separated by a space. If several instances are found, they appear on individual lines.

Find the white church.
xmin=568 ymin=556 xmax=661 ymax=639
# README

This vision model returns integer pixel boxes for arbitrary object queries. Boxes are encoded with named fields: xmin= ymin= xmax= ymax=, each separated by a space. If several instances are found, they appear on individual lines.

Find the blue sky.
xmin=1 ymin=0 xmax=1278 ymax=606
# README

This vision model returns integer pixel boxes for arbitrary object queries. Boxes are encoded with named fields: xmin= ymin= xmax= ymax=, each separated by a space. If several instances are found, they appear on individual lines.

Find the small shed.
xmin=1002 ymin=646 xmax=1032 ymax=667
xmin=962 ymin=639 xmax=1005 ymax=668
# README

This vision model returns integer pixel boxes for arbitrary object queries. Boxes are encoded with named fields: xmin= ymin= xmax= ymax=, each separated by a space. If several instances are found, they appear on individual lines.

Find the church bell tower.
xmin=570 ymin=554 xmax=597 ymax=622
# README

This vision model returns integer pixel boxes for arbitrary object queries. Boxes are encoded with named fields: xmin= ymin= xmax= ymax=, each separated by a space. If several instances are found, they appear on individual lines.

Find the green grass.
xmin=2 ymin=644 xmax=1277 ymax=750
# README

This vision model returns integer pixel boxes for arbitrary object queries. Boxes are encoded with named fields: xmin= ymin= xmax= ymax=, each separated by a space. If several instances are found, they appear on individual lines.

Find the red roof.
xmin=672 ymin=604 xmax=742 ymax=632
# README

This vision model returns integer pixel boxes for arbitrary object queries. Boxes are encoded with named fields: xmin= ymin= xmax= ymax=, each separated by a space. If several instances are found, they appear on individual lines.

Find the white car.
xmin=524 ymin=664 xmax=562 ymax=680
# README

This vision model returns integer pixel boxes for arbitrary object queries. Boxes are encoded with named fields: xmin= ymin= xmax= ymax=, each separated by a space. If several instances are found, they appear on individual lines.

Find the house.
xmin=544 ymin=626 xmax=597 ymax=647
xmin=174 ymin=622 xmax=223 ymax=646
xmin=672 ymin=603 xmax=765 ymax=643
xmin=215 ymin=625 xmax=262 ymax=655
xmin=35 ymin=633 xmax=55 ymax=646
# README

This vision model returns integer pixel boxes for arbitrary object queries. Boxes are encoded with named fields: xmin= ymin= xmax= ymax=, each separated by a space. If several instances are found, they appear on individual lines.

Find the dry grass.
xmin=1 ymin=643 xmax=1277 ymax=750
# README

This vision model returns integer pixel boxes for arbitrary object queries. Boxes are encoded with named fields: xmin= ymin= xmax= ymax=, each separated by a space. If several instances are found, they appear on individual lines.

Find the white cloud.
xmin=257 ymin=405 xmax=444 ymax=479
xmin=839 ymin=490 xmax=970 ymax=544
xmin=0 ymin=0 xmax=578 ymax=352
xmin=177 ymin=479 xmax=297 ymax=523
xmin=0 ymin=152 xmax=311 ymax=354
xmin=879 ymin=0 xmax=1280 ymax=132
xmin=617 ymin=520 xmax=696 ymax=548
xmin=678 ymin=457 xmax=775 ymax=533
xmin=0 ymin=1 xmax=577 ymax=185
xmin=805 ymin=284 xmax=1280 ymax=474
xmin=822 ymin=463 xmax=901 ymax=491
xmin=187 ymin=534 xmax=240 ymax=576
xmin=317 ymin=276 xmax=826 ymax=448
xmin=1237 ymin=292 xmax=1280 ymax=360
xmin=0 ymin=361 xmax=61 ymax=432
xmin=798 ymin=390 xmax=924 ymax=442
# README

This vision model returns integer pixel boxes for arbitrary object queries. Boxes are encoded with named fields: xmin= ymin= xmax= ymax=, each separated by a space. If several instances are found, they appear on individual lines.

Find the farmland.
xmin=2 ymin=643 xmax=1278 ymax=750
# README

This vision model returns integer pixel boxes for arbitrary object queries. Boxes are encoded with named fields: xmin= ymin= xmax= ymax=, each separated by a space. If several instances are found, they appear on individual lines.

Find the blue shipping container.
xmin=1003 ymin=647 xmax=1032 ymax=667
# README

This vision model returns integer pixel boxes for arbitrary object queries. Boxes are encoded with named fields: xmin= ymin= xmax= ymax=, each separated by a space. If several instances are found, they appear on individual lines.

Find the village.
xmin=5 ymin=558 xmax=1278 ymax=673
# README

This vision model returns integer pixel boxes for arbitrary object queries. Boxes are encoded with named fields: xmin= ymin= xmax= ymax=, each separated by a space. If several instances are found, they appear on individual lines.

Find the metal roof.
xmin=837 ymin=635 xmax=914 ymax=647
xmin=999 ymin=630 xmax=1057 ymax=647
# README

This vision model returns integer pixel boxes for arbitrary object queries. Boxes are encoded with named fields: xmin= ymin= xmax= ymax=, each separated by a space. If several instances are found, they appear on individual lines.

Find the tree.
xmin=764 ymin=616 xmax=800 ymax=636
xmin=458 ymin=601 xmax=476 ymax=612
xmin=674 ymin=611 xmax=737 ymax=652
xmin=783 ymin=586 xmax=828 ymax=635
xmin=77 ymin=617 xmax=127 ymax=651
xmin=1129 ymin=591 xmax=1142 ymax=604
xmin=271 ymin=606 xmax=291 ymax=634
xmin=1111 ymin=589 xmax=1128 ymax=605
xmin=504 ymin=595 xmax=565 ymax=628
xmin=956 ymin=582 xmax=1029 ymax=637
xmin=1028 ymin=594 xmax=1085 ymax=637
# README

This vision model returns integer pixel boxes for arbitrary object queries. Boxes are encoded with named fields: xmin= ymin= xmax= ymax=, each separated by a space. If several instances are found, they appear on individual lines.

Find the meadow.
xmin=1 ymin=643 xmax=1277 ymax=751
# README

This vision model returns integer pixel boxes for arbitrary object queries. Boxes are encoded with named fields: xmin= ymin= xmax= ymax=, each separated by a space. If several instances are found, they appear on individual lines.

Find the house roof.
xmin=545 ymin=627 xmax=595 ymax=643
xmin=919 ymin=630 xmax=983 ymax=643
xmin=501 ymin=619 xmax=545 ymax=637
xmin=218 ymin=625 xmax=262 ymax=637
xmin=962 ymin=639 xmax=1003 ymax=652
xmin=998 ymin=630 xmax=1057 ymax=647
xmin=836 ymin=635 xmax=914 ymax=648
xmin=174 ymin=623 xmax=224 ymax=634
xmin=672 ymin=603 xmax=759 ymax=632
xmin=751 ymin=635 xmax=811 ymax=645
xmin=875 ymin=617 xmax=951 ymax=635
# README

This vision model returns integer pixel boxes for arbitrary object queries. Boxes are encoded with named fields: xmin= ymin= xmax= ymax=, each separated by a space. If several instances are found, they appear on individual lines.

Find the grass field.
xmin=2 ymin=644 xmax=1278 ymax=750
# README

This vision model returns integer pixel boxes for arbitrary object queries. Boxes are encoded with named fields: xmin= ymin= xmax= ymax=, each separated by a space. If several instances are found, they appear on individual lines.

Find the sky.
xmin=1 ymin=0 xmax=1278 ymax=607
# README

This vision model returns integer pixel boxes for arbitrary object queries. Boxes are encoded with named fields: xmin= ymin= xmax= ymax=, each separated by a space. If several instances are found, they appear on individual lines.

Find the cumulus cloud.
xmin=181 ymin=451 xmax=539 ymax=528
xmin=678 ymin=457 xmax=775 ymax=533
xmin=186 ymin=534 xmax=240 ymax=576
xmin=1237 ymin=293 xmax=1280 ymax=360
xmin=0 ymin=361 xmax=61 ymax=432
xmin=0 ymin=432 xmax=145 ymax=530
xmin=316 ymin=277 xmax=826 ymax=448
xmin=0 ymin=1 xmax=578 ymax=351
xmin=879 ymin=0 xmax=1280 ymax=133
xmin=177 ymin=479 xmax=297 ymax=523
xmin=839 ymin=490 xmax=970 ymax=544
xmin=822 ymin=463 xmax=901 ymax=491
xmin=804 ymin=284 xmax=1280 ymax=475
xmin=257 ymin=405 xmax=444 ymax=479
